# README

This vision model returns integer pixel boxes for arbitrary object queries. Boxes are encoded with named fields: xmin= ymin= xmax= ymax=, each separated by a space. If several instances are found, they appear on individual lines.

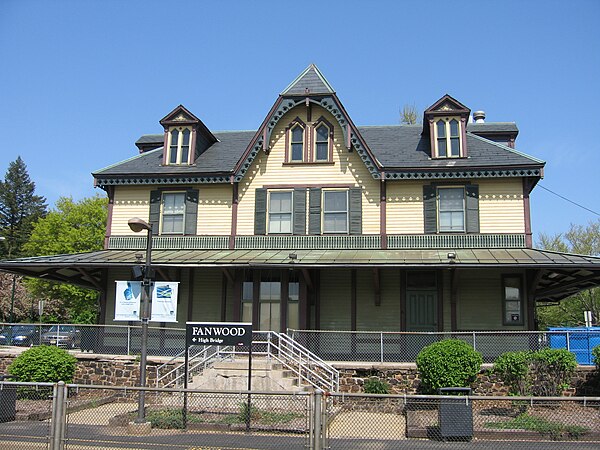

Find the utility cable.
xmin=538 ymin=184 xmax=600 ymax=216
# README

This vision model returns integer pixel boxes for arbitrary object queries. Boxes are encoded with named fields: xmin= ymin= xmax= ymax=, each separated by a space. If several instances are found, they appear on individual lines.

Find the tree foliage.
xmin=23 ymin=195 xmax=108 ymax=323
xmin=536 ymin=220 xmax=600 ymax=328
xmin=400 ymin=104 xmax=420 ymax=125
xmin=0 ymin=157 xmax=47 ymax=258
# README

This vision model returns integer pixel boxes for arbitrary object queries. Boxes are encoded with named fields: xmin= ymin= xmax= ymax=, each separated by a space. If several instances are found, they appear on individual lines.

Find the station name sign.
xmin=186 ymin=322 xmax=252 ymax=347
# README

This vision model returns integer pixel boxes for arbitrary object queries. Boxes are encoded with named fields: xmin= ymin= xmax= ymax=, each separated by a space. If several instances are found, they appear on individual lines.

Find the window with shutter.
xmin=423 ymin=184 xmax=479 ymax=234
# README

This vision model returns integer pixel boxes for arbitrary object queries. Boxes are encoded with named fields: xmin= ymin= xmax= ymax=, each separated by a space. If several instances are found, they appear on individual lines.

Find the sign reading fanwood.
xmin=186 ymin=322 xmax=252 ymax=347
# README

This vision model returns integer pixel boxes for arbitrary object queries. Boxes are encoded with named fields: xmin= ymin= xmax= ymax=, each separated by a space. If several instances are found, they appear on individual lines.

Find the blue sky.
xmin=1 ymin=0 xmax=598 ymax=242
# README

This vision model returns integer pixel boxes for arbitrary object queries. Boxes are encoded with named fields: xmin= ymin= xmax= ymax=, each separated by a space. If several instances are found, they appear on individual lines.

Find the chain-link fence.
xmin=1 ymin=381 xmax=599 ymax=450
xmin=289 ymin=329 xmax=599 ymax=364
xmin=325 ymin=393 xmax=600 ymax=449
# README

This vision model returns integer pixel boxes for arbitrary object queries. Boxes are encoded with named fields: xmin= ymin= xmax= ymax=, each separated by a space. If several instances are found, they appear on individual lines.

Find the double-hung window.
xmin=268 ymin=191 xmax=293 ymax=234
xmin=315 ymin=124 xmax=330 ymax=161
xmin=323 ymin=190 xmax=348 ymax=233
xmin=290 ymin=125 xmax=304 ymax=162
xmin=161 ymin=192 xmax=186 ymax=234
xmin=168 ymin=127 xmax=191 ymax=164
xmin=438 ymin=187 xmax=465 ymax=232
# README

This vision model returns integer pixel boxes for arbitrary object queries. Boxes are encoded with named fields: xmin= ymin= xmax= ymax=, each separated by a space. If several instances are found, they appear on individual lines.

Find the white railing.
xmin=155 ymin=344 xmax=234 ymax=388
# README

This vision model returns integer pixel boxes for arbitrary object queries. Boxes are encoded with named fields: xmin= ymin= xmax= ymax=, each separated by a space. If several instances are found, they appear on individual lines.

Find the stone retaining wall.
xmin=0 ymin=351 xmax=176 ymax=386
xmin=0 ymin=350 xmax=598 ymax=395
xmin=336 ymin=364 xmax=600 ymax=396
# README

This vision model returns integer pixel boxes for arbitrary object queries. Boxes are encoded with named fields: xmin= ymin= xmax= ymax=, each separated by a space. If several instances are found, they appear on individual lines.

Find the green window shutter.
xmin=465 ymin=184 xmax=480 ymax=233
xmin=423 ymin=185 xmax=437 ymax=234
xmin=185 ymin=189 xmax=199 ymax=235
xmin=349 ymin=187 xmax=362 ymax=235
xmin=293 ymin=188 xmax=306 ymax=235
xmin=309 ymin=188 xmax=322 ymax=235
xmin=254 ymin=188 xmax=267 ymax=235
xmin=149 ymin=190 xmax=162 ymax=234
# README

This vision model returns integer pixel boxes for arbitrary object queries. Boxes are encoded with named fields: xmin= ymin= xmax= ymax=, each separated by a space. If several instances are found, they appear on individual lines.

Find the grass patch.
xmin=485 ymin=413 xmax=589 ymax=440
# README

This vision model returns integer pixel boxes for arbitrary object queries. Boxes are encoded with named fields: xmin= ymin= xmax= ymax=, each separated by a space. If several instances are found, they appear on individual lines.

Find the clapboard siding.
xmin=189 ymin=269 xmax=222 ymax=322
xmin=237 ymin=105 xmax=380 ymax=235
xmin=386 ymin=182 xmax=425 ymax=234
xmin=197 ymin=185 xmax=232 ymax=235
xmin=319 ymin=268 xmax=351 ymax=330
xmin=478 ymin=179 xmax=524 ymax=233
xmin=111 ymin=187 xmax=152 ymax=235
xmin=357 ymin=269 xmax=401 ymax=331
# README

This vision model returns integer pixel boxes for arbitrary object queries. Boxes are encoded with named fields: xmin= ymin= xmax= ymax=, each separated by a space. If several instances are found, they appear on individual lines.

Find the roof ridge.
xmin=280 ymin=64 xmax=335 ymax=95
xmin=467 ymin=132 xmax=545 ymax=165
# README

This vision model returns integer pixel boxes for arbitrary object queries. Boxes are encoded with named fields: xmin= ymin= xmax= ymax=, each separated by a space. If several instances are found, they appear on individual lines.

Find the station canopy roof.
xmin=1 ymin=248 xmax=600 ymax=303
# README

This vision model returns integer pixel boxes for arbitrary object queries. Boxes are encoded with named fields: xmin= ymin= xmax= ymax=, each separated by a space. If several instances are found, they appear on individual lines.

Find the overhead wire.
xmin=538 ymin=184 xmax=600 ymax=217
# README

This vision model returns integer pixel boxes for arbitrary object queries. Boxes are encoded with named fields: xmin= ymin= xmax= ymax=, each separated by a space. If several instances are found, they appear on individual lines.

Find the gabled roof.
xmin=281 ymin=64 xmax=335 ymax=95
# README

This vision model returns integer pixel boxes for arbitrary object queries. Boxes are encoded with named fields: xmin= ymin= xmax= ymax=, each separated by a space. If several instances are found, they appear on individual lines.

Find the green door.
xmin=406 ymin=289 xmax=437 ymax=332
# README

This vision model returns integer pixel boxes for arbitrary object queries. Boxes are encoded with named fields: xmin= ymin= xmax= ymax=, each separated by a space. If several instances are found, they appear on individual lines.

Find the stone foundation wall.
xmin=0 ymin=351 xmax=176 ymax=387
xmin=336 ymin=364 xmax=600 ymax=396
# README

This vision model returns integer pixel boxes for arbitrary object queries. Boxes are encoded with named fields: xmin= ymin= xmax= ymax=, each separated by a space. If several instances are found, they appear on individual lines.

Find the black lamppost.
xmin=128 ymin=217 xmax=153 ymax=424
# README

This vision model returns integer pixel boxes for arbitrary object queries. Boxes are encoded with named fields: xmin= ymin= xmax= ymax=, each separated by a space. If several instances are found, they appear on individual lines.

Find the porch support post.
xmin=450 ymin=268 xmax=458 ymax=331
xmin=252 ymin=271 xmax=260 ymax=329
xmin=98 ymin=268 xmax=108 ymax=324
xmin=229 ymin=181 xmax=239 ymax=250
xmin=527 ymin=269 xmax=542 ymax=330
xmin=523 ymin=178 xmax=535 ymax=248
xmin=186 ymin=268 xmax=194 ymax=321
xmin=351 ymin=269 xmax=357 ymax=331
xmin=399 ymin=270 xmax=406 ymax=330
xmin=314 ymin=270 xmax=321 ymax=329
xmin=437 ymin=270 xmax=444 ymax=332
xmin=232 ymin=269 xmax=242 ymax=322
xmin=280 ymin=269 xmax=289 ymax=332
xmin=299 ymin=269 xmax=309 ymax=329
xmin=220 ymin=271 xmax=227 ymax=321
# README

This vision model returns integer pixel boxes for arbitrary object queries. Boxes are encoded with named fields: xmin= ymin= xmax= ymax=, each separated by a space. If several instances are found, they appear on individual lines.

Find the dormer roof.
xmin=159 ymin=104 xmax=218 ymax=145
xmin=424 ymin=94 xmax=471 ymax=118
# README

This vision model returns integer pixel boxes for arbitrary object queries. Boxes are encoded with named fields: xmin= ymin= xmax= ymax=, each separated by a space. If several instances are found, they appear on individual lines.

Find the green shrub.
xmin=8 ymin=345 xmax=77 ymax=383
xmin=493 ymin=348 xmax=577 ymax=396
xmin=493 ymin=351 xmax=533 ymax=395
xmin=416 ymin=339 xmax=483 ymax=393
xmin=146 ymin=409 xmax=184 ymax=429
xmin=592 ymin=345 xmax=600 ymax=371
xmin=363 ymin=378 xmax=390 ymax=394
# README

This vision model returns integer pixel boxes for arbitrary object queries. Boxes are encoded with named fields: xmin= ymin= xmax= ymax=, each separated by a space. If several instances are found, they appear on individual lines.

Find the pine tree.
xmin=0 ymin=157 xmax=47 ymax=258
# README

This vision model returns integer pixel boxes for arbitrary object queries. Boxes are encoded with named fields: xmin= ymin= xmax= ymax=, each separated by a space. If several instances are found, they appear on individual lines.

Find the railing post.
xmin=51 ymin=381 xmax=67 ymax=450
xmin=127 ymin=326 xmax=131 ymax=355
xmin=313 ymin=390 xmax=323 ymax=450
xmin=380 ymin=332 xmax=384 ymax=363
xmin=566 ymin=331 xmax=570 ymax=352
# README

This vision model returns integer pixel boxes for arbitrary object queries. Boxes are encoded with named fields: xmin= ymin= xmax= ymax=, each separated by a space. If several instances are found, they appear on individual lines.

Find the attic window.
xmin=168 ymin=127 xmax=192 ymax=165
xmin=290 ymin=125 xmax=304 ymax=162
xmin=434 ymin=118 xmax=462 ymax=158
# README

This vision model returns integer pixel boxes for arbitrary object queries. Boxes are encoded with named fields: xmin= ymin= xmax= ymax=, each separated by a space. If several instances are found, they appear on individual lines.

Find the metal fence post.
xmin=472 ymin=331 xmax=477 ymax=351
xmin=127 ymin=325 xmax=131 ymax=355
xmin=51 ymin=381 xmax=67 ymax=450
xmin=313 ymin=390 xmax=322 ymax=450
xmin=380 ymin=332 xmax=384 ymax=363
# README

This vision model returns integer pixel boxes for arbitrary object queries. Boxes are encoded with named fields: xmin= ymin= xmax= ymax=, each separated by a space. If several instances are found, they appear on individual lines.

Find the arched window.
xmin=290 ymin=124 xmax=304 ymax=162
xmin=168 ymin=127 xmax=193 ymax=164
xmin=315 ymin=124 xmax=330 ymax=161
xmin=435 ymin=118 xmax=462 ymax=158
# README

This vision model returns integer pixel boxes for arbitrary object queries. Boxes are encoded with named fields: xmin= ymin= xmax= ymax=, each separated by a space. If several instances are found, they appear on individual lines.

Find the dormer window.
xmin=434 ymin=118 xmax=462 ymax=158
xmin=168 ymin=127 xmax=192 ymax=165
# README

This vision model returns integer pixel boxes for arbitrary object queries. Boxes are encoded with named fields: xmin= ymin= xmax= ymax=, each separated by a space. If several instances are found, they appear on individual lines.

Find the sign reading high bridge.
xmin=186 ymin=322 xmax=252 ymax=347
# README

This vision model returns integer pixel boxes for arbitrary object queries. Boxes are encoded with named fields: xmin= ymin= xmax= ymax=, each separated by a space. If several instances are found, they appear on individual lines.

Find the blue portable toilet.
xmin=548 ymin=327 xmax=600 ymax=365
